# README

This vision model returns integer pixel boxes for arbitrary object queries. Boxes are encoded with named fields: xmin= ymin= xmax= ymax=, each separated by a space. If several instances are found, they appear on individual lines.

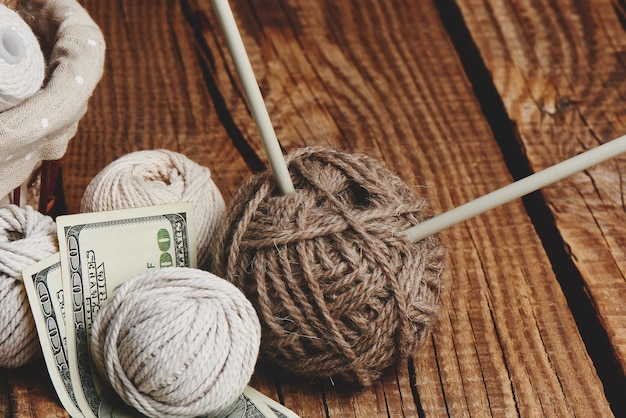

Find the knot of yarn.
xmin=0 ymin=4 xmax=45 ymax=112
xmin=211 ymin=146 xmax=446 ymax=386
xmin=80 ymin=150 xmax=225 ymax=270
xmin=90 ymin=267 xmax=261 ymax=418
xmin=0 ymin=204 xmax=57 ymax=368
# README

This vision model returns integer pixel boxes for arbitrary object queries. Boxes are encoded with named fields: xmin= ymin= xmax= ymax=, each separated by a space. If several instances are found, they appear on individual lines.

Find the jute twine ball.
xmin=81 ymin=149 xmax=225 ymax=270
xmin=0 ymin=1 xmax=19 ymax=9
xmin=90 ymin=267 xmax=261 ymax=418
xmin=0 ymin=204 xmax=57 ymax=368
xmin=211 ymin=146 xmax=446 ymax=386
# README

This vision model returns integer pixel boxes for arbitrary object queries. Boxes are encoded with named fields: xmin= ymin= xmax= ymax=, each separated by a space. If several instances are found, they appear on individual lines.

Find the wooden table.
xmin=3 ymin=0 xmax=625 ymax=416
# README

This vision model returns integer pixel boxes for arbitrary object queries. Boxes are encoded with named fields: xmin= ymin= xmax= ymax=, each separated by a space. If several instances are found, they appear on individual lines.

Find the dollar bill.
xmin=56 ymin=203 xmax=197 ymax=418
xmin=50 ymin=202 xmax=297 ymax=418
xmin=22 ymin=253 xmax=85 ymax=418
xmin=94 ymin=385 xmax=298 ymax=418
xmin=215 ymin=387 xmax=299 ymax=418
xmin=238 ymin=387 xmax=300 ymax=418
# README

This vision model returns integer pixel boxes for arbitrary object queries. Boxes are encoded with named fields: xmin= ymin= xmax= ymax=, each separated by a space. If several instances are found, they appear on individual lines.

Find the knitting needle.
xmin=211 ymin=0 xmax=295 ymax=194
xmin=210 ymin=0 xmax=626 ymax=242
xmin=405 ymin=134 xmax=626 ymax=242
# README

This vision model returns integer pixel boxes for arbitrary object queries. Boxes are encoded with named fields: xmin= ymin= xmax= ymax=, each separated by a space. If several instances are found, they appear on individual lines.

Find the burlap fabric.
xmin=0 ymin=0 xmax=105 ymax=199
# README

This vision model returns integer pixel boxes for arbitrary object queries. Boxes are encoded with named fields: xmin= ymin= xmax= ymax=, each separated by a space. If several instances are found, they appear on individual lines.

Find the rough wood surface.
xmin=1 ymin=0 xmax=622 ymax=416
xmin=454 ymin=0 xmax=626 ymax=378
xmin=0 ymin=362 xmax=66 ymax=418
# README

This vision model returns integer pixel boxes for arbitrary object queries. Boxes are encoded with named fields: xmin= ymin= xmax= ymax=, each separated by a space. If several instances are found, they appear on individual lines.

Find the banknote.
xmin=50 ymin=202 xmax=296 ymax=418
xmin=238 ymin=387 xmax=300 ymax=418
xmin=22 ymin=256 xmax=298 ymax=418
xmin=214 ymin=387 xmax=299 ymax=418
xmin=22 ymin=253 xmax=85 ymax=418
xmin=94 ymin=385 xmax=298 ymax=418
xmin=56 ymin=203 xmax=197 ymax=418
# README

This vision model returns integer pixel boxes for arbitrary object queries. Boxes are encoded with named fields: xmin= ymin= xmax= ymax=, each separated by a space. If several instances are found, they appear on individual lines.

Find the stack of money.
xmin=22 ymin=202 xmax=299 ymax=418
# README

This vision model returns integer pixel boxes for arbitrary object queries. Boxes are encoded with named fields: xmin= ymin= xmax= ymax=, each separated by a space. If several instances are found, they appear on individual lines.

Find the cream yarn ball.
xmin=90 ymin=267 xmax=261 ymax=418
xmin=80 ymin=150 xmax=225 ymax=270
xmin=0 ymin=204 xmax=57 ymax=368
xmin=0 ymin=4 xmax=45 ymax=112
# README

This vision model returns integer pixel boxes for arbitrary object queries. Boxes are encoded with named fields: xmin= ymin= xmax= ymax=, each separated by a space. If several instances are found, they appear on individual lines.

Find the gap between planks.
xmin=434 ymin=0 xmax=626 ymax=416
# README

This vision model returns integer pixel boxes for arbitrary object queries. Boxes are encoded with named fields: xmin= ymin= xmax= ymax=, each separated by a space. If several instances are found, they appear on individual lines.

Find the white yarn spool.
xmin=0 ymin=4 xmax=45 ymax=112
xmin=0 ymin=204 xmax=57 ymax=368
xmin=90 ymin=267 xmax=261 ymax=418
xmin=80 ymin=150 xmax=226 ymax=270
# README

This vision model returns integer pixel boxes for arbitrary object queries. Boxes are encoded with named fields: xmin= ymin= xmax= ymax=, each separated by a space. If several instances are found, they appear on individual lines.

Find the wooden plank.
xmin=61 ymin=0 xmax=252 ymax=212
xmin=0 ymin=362 xmax=67 ymax=418
xmin=454 ymin=0 xmax=626 ymax=379
xmin=0 ymin=0 xmax=618 ymax=417
xmin=2 ymin=0 xmax=252 ymax=416
xmin=187 ymin=0 xmax=614 ymax=416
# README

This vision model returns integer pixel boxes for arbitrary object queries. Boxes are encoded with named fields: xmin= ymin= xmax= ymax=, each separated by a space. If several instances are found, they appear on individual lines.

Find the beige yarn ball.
xmin=0 ymin=4 xmax=46 ymax=112
xmin=211 ymin=146 xmax=446 ymax=386
xmin=80 ymin=150 xmax=225 ymax=270
xmin=90 ymin=267 xmax=261 ymax=418
xmin=0 ymin=204 xmax=57 ymax=368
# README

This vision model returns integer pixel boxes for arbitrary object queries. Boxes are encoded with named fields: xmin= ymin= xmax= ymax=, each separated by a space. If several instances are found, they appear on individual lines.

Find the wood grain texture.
xmin=0 ymin=0 xmax=620 ymax=416
xmin=181 ymin=0 xmax=614 ymax=415
xmin=0 ymin=362 xmax=67 ymax=417
xmin=454 ymin=0 xmax=626 ymax=377
xmin=61 ymin=0 xmax=252 ymax=211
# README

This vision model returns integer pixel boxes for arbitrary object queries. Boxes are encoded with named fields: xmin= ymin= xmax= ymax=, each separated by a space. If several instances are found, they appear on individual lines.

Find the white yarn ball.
xmin=80 ymin=150 xmax=226 ymax=270
xmin=90 ymin=267 xmax=261 ymax=418
xmin=0 ymin=204 xmax=57 ymax=368
xmin=0 ymin=4 xmax=45 ymax=112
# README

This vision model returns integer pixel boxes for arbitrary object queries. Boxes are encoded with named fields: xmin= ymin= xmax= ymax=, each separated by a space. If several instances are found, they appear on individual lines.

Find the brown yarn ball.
xmin=211 ymin=146 xmax=446 ymax=386
xmin=1 ymin=0 xmax=18 ymax=9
